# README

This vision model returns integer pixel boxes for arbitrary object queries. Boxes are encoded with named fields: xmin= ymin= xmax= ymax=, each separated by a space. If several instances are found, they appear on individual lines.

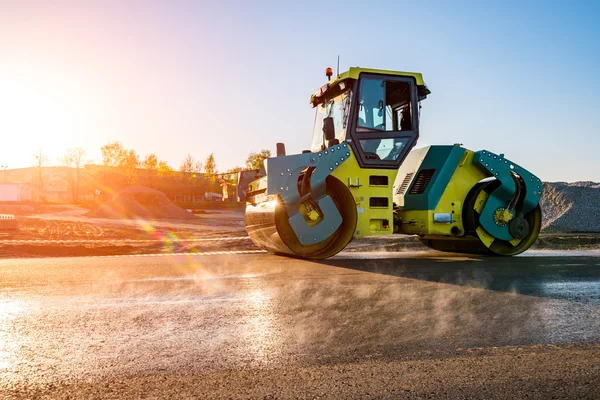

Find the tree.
xmin=122 ymin=149 xmax=140 ymax=185
xmin=245 ymin=149 xmax=271 ymax=170
xmin=178 ymin=154 xmax=204 ymax=202
xmin=226 ymin=166 xmax=243 ymax=174
xmin=33 ymin=147 xmax=48 ymax=167
xmin=32 ymin=147 xmax=48 ymax=202
xmin=179 ymin=154 xmax=192 ymax=173
xmin=101 ymin=141 xmax=126 ymax=168
xmin=140 ymin=153 xmax=159 ymax=186
xmin=157 ymin=160 xmax=173 ymax=176
xmin=99 ymin=142 xmax=140 ymax=186
xmin=142 ymin=153 xmax=158 ymax=170
xmin=100 ymin=141 xmax=125 ymax=189
xmin=61 ymin=147 xmax=86 ymax=202
xmin=204 ymin=153 xmax=217 ymax=176
xmin=179 ymin=154 xmax=203 ymax=175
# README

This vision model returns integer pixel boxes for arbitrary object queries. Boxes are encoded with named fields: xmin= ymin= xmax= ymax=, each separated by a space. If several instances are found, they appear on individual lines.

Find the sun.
xmin=0 ymin=70 xmax=88 ymax=166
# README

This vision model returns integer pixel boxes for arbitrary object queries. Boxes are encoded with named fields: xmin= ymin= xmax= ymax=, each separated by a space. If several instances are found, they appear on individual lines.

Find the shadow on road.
xmin=319 ymin=253 xmax=600 ymax=303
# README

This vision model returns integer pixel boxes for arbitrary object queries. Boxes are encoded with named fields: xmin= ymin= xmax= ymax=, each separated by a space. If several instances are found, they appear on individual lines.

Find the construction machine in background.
xmin=245 ymin=67 xmax=542 ymax=259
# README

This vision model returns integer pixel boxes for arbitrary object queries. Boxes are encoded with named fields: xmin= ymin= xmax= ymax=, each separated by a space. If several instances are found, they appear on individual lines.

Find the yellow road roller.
xmin=245 ymin=67 xmax=543 ymax=259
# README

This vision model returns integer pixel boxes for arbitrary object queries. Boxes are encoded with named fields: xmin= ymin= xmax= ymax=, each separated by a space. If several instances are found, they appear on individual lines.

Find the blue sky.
xmin=0 ymin=0 xmax=598 ymax=181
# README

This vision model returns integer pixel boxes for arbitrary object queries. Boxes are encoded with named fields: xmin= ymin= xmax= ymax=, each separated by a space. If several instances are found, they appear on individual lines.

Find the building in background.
xmin=1 ymin=166 xmax=69 ymax=202
xmin=0 ymin=165 xmax=244 ymax=203
xmin=0 ymin=183 xmax=30 ymax=202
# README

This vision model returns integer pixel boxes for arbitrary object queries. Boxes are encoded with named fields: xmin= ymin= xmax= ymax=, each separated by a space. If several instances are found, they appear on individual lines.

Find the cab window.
xmin=310 ymin=91 xmax=352 ymax=152
xmin=356 ymin=78 xmax=412 ymax=132
xmin=352 ymin=75 xmax=417 ymax=167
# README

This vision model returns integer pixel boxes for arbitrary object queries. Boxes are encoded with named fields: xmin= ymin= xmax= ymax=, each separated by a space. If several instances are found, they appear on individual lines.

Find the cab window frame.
xmin=347 ymin=73 xmax=420 ymax=169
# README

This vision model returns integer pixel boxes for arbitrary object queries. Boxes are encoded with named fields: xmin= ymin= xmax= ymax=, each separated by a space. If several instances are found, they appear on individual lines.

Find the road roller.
xmin=245 ymin=67 xmax=543 ymax=259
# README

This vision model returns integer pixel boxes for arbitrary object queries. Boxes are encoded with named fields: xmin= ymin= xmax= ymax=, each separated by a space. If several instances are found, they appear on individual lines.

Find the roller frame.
xmin=262 ymin=142 xmax=352 ymax=245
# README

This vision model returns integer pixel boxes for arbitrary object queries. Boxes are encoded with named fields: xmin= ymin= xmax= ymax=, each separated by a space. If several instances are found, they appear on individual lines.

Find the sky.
xmin=0 ymin=0 xmax=598 ymax=181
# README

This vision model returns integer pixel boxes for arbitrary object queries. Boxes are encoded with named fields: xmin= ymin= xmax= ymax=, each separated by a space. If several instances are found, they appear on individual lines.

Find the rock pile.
xmin=541 ymin=181 xmax=600 ymax=232
xmin=86 ymin=186 xmax=196 ymax=220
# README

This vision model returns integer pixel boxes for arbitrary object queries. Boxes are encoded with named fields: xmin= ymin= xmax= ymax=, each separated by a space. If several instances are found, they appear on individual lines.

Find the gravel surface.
xmin=6 ymin=345 xmax=600 ymax=399
xmin=541 ymin=181 xmax=600 ymax=233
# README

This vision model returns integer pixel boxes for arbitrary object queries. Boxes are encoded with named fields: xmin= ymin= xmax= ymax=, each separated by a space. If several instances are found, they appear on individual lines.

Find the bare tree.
xmin=178 ymin=154 xmax=204 ymax=202
xmin=61 ymin=147 xmax=86 ymax=202
xmin=179 ymin=153 xmax=202 ymax=174
xmin=179 ymin=154 xmax=194 ymax=174
xmin=194 ymin=159 xmax=203 ymax=174
xmin=32 ymin=147 xmax=48 ymax=202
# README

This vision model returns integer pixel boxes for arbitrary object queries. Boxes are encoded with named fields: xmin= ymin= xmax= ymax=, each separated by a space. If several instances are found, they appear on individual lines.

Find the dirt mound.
xmin=86 ymin=186 xmax=196 ymax=220
xmin=541 ymin=182 xmax=600 ymax=232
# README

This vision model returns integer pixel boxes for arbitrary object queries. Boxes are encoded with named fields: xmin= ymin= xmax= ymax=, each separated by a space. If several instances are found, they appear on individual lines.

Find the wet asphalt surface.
xmin=1 ymin=250 xmax=600 ymax=399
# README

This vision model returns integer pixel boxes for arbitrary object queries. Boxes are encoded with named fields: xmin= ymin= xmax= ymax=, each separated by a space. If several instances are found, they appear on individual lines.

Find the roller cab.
xmin=245 ymin=67 xmax=543 ymax=259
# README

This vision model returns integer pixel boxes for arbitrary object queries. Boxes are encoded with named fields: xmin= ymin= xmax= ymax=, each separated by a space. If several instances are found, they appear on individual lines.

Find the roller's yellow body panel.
xmin=329 ymin=147 xmax=397 ymax=237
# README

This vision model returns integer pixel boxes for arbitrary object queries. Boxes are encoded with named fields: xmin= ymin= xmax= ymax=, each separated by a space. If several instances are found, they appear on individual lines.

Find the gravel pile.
xmin=541 ymin=181 xmax=600 ymax=232
xmin=87 ymin=186 xmax=196 ymax=220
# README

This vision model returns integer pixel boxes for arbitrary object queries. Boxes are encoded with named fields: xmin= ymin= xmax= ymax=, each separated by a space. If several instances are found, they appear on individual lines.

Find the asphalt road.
xmin=1 ymin=250 xmax=600 ymax=399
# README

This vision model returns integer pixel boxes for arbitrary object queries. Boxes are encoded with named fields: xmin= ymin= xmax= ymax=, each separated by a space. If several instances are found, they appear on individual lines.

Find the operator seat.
xmin=400 ymin=107 xmax=411 ymax=131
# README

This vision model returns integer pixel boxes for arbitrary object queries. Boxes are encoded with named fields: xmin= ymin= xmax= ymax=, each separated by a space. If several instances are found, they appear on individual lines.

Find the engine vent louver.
xmin=369 ymin=197 xmax=389 ymax=208
xmin=408 ymin=169 xmax=435 ymax=195
xmin=397 ymin=172 xmax=414 ymax=195
xmin=369 ymin=175 xmax=389 ymax=186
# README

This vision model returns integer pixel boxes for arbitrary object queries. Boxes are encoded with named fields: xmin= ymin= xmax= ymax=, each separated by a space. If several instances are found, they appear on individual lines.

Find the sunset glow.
xmin=0 ymin=1 xmax=598 ymax=180
xmin=0 ymin=68 xmax=91 ymax=156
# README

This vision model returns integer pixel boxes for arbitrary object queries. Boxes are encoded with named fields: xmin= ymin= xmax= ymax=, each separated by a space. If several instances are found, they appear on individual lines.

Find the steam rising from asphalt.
xmin=2 ymin=252 xmax=599 ymax=388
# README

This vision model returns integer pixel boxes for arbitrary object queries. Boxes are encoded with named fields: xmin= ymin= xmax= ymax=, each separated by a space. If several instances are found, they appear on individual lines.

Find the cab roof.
xmin=310 ymin=67 xmax=426 ymax=106
xmin=331 ymin=67 xmax=425 ymax=86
